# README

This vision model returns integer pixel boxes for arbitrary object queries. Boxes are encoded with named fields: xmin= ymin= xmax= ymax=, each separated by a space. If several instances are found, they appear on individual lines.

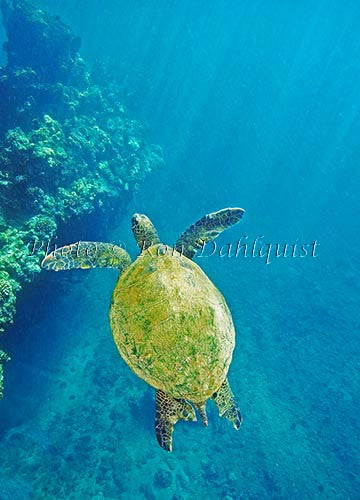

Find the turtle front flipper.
xmin=155 ymin=390 xmax=197 ymax=452
xmin=212 ymin=378 xmax=242 ymax=430
xmin=175 ymin=207 xmax=245 ymax=259
xmin=41 ymin=241 xmax=131 ymax=272
xmin=132 ymin=213 xmax=160 ymax=251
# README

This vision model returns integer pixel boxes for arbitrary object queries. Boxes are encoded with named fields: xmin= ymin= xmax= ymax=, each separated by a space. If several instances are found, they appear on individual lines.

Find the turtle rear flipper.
xmin=175 ymin=207 xmax=245 ymax=259
xmin=155 ymin=390 xmax=197 ymax=452
xmin=212 ymin=378 xmax=242 ymax=430
xmin=41 ymin=241 xmax=131 ymax=272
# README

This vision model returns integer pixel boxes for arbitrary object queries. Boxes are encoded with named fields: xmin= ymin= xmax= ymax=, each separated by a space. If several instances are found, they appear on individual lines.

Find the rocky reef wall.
xmin=0 ymin=0 xmax=163 ymax=397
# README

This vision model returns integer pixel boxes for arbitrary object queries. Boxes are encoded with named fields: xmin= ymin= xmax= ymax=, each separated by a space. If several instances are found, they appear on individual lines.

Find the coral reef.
xmin=0 ymin=349 xmax=10 ymax=399
xmin=0 ymin=0 xmax=163 ymax=396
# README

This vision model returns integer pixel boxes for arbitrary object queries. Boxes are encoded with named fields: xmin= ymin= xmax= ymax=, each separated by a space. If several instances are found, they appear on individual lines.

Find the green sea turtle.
xmin=41 ymin=207 xmax=244 ymax=451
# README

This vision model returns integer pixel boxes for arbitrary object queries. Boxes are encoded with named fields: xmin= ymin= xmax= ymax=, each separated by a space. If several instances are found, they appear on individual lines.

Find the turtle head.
xmin=132 ymin=213 xmax=161 ymax=251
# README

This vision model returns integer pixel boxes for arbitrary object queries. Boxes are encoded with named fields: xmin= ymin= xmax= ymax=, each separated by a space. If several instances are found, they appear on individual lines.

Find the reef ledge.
xmin=0 ymin=0 xmax=163 ymax=398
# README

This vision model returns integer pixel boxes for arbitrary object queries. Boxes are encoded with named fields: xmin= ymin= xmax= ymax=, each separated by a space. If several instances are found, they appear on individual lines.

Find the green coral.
xmin=25 ymin=214 xmax=57 ymax=240
xmin=0 ymin=217 xmax=57 ymax=334
xmin=0 ymin=0 xmax=163 ymax=398
xmin=0 ymin=277 xmax=12 ymax=300
xmin=0 ymin=110 xmax=162 ymax=219
xmin=0 ymin=349 xmax=11 ymax=399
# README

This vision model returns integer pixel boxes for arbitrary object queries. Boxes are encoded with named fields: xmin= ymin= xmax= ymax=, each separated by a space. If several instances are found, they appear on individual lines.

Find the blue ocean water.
xmin=1 ymin=1 xmax=359 ymax=498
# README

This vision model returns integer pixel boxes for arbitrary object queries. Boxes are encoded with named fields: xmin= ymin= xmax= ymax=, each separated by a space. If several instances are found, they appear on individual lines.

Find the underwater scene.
xmin=0 ymin=0 xmax=359 ymax=498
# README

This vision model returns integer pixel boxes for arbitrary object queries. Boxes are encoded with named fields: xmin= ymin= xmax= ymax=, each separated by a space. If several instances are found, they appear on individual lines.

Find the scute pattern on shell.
xmin=110 ymin=245 xmax=235 ymax=402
